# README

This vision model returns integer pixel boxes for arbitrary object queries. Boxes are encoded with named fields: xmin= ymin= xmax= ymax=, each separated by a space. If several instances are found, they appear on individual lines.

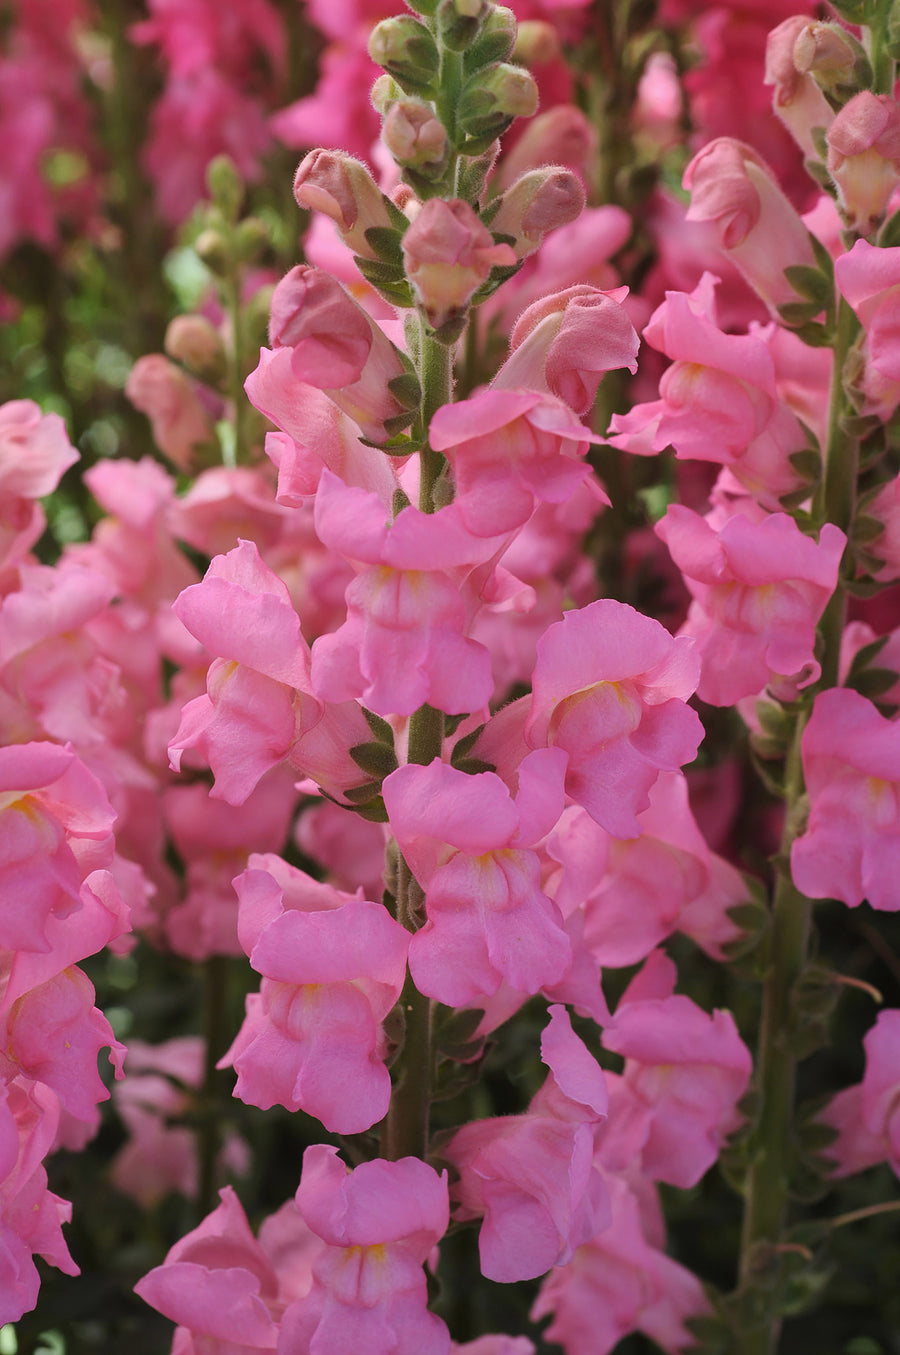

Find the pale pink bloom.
xmin=430 ymin=389 xmax=605 ymax=537
xmin=246 ymin=348 xmax=400 ymax=504
xmin=110 ymin=1037 xmax=203 ymax=1206
xmin=135 ymin=1185 xmax=285 ymax=1350
xmin=608 ymin=273 xmax=780 ymax=465
xmin=531 ymin=1170 xmax=711 ymax=1355
xmin=125 ymin=355 xmax=215 ymax=470
xmin=223 ymin=891 xmax=409 ymax=1134
xmin=656 ymin=505 xmax=845 ymax=705
xmin=598 ymin=955 xmax=752 ymax=1187
xmin=1 ymin=1080 xmax=78 ymax=1324
xmin=169 ymin=540 xmax=370 ymax=806
xmin=271 ymin=43 xmax=381 ymax=162
xmin=546 ymin=773 xmax=712 ymax=967
xmin=0 ymin=741 xmax=116 ymax=953
xmin=295 ymin=799 xmax=387 ymax=898
xmin=446 ymin=1006 xmax=609 ymax=1283
xmin=279 ymin=1144 xmax=450 ymax=1355
xmin=493 ymin=285 xmax=639 ymax=416
xmin=764 ymin=17 xmax=834 ymax=160
xmin=827 ymin=92 xmax=900 ymax=236
xmin=0 ymin=400 xmax=78 ymax=499
xmin=683 ymin=138 xmax=816 ymax=313
xmin=383 ymin=753 xmax=572 ymax=1006
xmin=836 ymin=239 xmax=900 ymax=417
xmin=170 ymin=466 xmax=292 ymax=560
xmin=676 ymin=850 xmax=752 ymax=961
xmin=402 ymin=199 xmax=516 ymax=331
xmin=791 ymin=687 xmax=900 ymax=911
xmin=309 ymin=470 xmax=496 ymax=716
xmin=525 ymin=599 xmax=703 ymax=839
xmin=820 ymin=1010 xmax=900 ymax=1179
xmin=268 ymin=265 xmax=417 ymax=445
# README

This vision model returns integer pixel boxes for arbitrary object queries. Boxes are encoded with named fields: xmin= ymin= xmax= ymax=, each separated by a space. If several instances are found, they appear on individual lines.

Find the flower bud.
xmin=371 ymin=73 xmax=404 ymax=115
xmin=125 ymin=356 xmax=215 ymax=470
xmin=268 ymin=265 xmax=420 ymax=443
xmin=490 ymin=167 xmax=585 ymax=259
xmin=793 ymin=21 xmax=870 ymax=94
xmin=684 ymin=138 xmax=817 ymax=314
xmin=827 ymin=91 xmax=900 ymax=237
xmin=382 ymin=100 xmax=449 ymax=180
xmin=437 ymin=0 xmax=488 ymax=53
xmin=512 ymin=20 xmax=560 ymax=66
xmin=206 ymin=155 xmax=243 ymax=223
xmin=164 ymin=315 xmax=227 ymax=385
xmin=369 ymin=16 xmax=439 ymax=96
xmin=457 ymin=62 xmax=539 ymax=142
xmin=293 ymin=150 xmax=396 ymax=259
xmin=463 ymin=5 xmax=517 ymax=70
xmin=764 ymin=17 xmax=834 ymax=161
xmin=401 ymin=198 xmax=516 ymax=332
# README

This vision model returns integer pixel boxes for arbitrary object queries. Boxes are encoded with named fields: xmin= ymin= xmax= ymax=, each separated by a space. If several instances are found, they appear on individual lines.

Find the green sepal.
xmin=462 ymin=5 xmax=516 ymax=71
xmin=777 ymin=299 xmax=826 ymax=328
xmin=342 ymin=779 xmax=384 ymax=804
xmin=363 ymin=225 xmax=406 ymax=265
xmin=387 ymin=370 xmax=423 ymax=410
xmin=783 ymin=263 xmax=832 ymax=308
xmin=450 ymin=723 xmax=486 ymax=766
xmin=349 ymin=740 xmax=400 ymax=779
xmin=363 ymin=707 xmax=397 ymax=743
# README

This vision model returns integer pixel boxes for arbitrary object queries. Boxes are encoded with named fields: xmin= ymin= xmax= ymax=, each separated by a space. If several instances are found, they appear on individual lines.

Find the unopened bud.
xmin=371 ymin=73 xmax=403 ymax=115
xmin=458 ymin=62 xmax=539 ymax=142
xmin=437 ymin=0 xmax=488 ymax=53
xmin=402 ymin=198 xmax=516 ymax=332
xmin=827 ymin=91 xmax=900 ymax=236
xmin=164 ymin=315 xmax=226 ymax=385
xmin=765 ymin=17 xmax=834 ymax=160
xmin=512 ymin=20 xmax=560 ymax=66
xmin=206 ymin=155 xmax=243 ymax=223
xmin=193 ymin=228 xmax=229 ymax=276
xmin=490 ymin=167 xmax=585 ymax=258
xmin=125 ymin=355 xmax=215 ymax=470
xmin=463 ymin=6 xmax=517 ymax=71
xmin=233 ymin=217 xmax=269 ymax=264
xmin=793 ymin=21 xmax=870 ymax=92
xmin=369 ymin=16 xmax=439 ymax=96
xmin=293 ymin=149 xmax=396 ymax=259
xmin=382 ymin=100 xmax=450 ymax=180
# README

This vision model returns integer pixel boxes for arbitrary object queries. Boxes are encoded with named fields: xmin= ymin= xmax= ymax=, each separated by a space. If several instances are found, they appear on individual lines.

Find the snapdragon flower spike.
xmin=382 ymin=751 xmax=572 ymax=1006
xmin=446 ymin=1006 xmax=609 ymax=1283
xmin=683 ymin=138 xmax=816 ymax=315
xmin=279 ymin=1144 xmax=450 ymax=1355
xmin=492 ymin=284 xmax=639 ymax=417
xmin=169 ymin=539 xmax=370 ymax=806
xmin=268 ymin=265 xmax=420 ymax=445
xmin=791 ymin=687 xmax=900 ymax=911
xmin=310 ymin=469 xmax=496 ymax=717
xmin=223 ymin=875 xmax=409 ymax=1134
xmin=655 ymin=504 xmax=845 ymax=705
xmin=598 ymin=951 xmax=753 ymax=1189
xmin=429 ymin=390 xmax=607 ymax=538
xmin=525 ymin=599 xmax=703 ymax=839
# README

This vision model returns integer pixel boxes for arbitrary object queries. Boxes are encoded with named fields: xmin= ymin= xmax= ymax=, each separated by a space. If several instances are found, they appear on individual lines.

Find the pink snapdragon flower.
xmin=293 ymin=149 xmax=395 ymax=260
xmin=826 ymin=92 xmax=900 ymax=236
xmin=268 ymin=265 xmax=418 ymax=445
xmin=835 ymin=238 xmax=900 ymax=418
xmin=683 ymin=138 xmax=816 ymax=313
xmin=223 ymin=868 xmax=409 ymax=1133
xmin=531 ymin=1169 xmax=711 ymax=1355
xmin=598 ymin=952 xmax=752 ymax=1188
xmin=446 ymin=1006 xmax=609 ymax=1283
xmin=764 ymin=16 xmax=834 ymax=161
xmin=429 ymin=390 xmax=606 ymax=537
xmin=820 ymin=1009 xmax=900 ymax=1178
xmin=0 ymin=741 xmax=116 ymax=953
xmin=791 ymin=687 xmax=900 ymax=911
xmin=492 ymin=285 xmax=639 ymax=416
xmin=525 ymin=599 xmax=703 ymax=838
xmin=655 ymin=504 xmax=845 ymax=705
xmin=309 ymin=470 xmax=496 ymax=717
xmin=0 ymin=399 xmax=79 ymax=500
xmin=125 ymin=355 xmax=216 ymax=470
xmin=382 ymin=752 xmax=572 ymax=1006
xmin=278 ymin=1144 xmax=450 ymax=1355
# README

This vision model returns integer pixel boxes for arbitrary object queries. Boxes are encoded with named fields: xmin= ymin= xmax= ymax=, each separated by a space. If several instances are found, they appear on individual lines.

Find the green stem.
xmin=228 ymin=268 xmax=249 ymax=465
xmin=737 ymin=293 xmax=860 ymax=1355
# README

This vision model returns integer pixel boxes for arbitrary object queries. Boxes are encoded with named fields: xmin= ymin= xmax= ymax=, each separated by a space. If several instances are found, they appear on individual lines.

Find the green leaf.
xmin=350 ymin=741 xmax=399 ymax=779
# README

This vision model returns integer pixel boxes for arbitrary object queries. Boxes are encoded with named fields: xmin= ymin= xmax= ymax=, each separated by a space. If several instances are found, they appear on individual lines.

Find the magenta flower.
xmin=820 ymin=1009 xmax=900 ymax=1179
xmin=383 ymin=753 xmax=572 ymax=1006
